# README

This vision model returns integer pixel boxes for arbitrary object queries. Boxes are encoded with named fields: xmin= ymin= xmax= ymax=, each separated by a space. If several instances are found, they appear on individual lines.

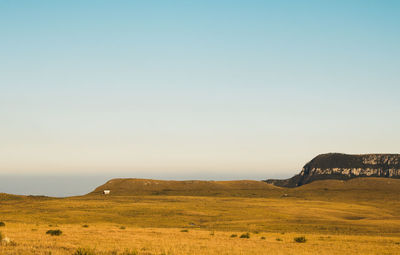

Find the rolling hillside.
xmin=89 ymin=178 xmax=282 ymax=197
xmin=87 ymin=177 xmax=400 ymax=202
xmin=1 ymin=178 xmax=400 ymax=254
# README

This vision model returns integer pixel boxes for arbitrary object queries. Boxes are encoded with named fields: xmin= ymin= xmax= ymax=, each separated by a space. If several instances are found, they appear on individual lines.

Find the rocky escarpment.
xmin=266 ymin=153 xmax=400 ymax=187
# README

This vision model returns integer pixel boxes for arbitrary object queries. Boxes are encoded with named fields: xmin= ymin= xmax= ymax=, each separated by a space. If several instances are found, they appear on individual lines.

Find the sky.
xmin=1 ymin=1 xmax=400 ymax=195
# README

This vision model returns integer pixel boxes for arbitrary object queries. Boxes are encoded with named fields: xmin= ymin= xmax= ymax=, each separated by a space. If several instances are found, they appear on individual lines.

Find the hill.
xmin=87 ymin=176 xmax=400 ymax=202
xmin=0 ymin=193 xmax=25 ymax=201
xmin=265 ymin=153 xmax=400 ymax=187
xmin=88 ymin=178 xmax=282 ymax=196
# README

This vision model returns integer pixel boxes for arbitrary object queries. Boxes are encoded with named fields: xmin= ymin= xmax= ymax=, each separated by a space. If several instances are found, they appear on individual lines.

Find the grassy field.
xmin=0 ymin=178 xmax=399 ymax=254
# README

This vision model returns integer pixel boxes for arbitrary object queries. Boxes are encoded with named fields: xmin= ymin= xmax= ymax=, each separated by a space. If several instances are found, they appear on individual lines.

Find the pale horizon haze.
xmin=1 ymin=1 xmax=400 ymax=195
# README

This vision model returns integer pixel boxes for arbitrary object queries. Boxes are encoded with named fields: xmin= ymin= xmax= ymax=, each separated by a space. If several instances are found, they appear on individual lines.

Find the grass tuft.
xmin=0 ymin=222 xmax=5 ymax=227
xmin=120 ymin=249 xmax=139 ymax=255
xmin=73 ymin=248 xmax=96 ymax=255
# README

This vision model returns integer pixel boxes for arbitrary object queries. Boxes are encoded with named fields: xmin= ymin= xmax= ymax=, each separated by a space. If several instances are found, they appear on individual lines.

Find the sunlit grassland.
xmin=0 ymin=178 xmax=399 ymax=254
xmin=1 ymin=223 xmax=400 ymax=255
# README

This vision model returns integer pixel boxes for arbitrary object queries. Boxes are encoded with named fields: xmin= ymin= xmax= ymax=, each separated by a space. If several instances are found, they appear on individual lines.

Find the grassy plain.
xmin=0 ymin=178 xmax=399 ymax=254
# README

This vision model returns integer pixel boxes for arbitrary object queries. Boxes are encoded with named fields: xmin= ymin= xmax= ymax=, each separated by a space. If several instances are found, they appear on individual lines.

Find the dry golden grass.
xmin=1 ymin=223 xmax=400 ymax=255
xmin=0 ymin=178 xmax=399 ymax=254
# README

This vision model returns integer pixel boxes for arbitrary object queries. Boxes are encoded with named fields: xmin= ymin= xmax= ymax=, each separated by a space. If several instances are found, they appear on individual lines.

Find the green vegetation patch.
xmin=46 ymin=229 xmax=62 ymax=236
xmin=240 ymin=233 xmax=250 ymax=238
xmin=294 ymin=236 xmax=307 ymax=243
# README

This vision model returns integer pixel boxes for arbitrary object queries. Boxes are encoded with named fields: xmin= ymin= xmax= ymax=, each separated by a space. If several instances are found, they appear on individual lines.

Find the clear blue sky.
xmin=1 ymin=0 xmax=399 ymax=180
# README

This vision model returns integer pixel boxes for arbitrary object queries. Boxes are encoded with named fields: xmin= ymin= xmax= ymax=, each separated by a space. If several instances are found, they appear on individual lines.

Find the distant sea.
xmin=0 ymin=172 xmax=293 ymax=197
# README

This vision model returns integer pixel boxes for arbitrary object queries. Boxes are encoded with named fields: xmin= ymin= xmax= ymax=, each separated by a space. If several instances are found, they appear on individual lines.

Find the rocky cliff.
xmin=266 ymin=153 xmax=400 ymax=187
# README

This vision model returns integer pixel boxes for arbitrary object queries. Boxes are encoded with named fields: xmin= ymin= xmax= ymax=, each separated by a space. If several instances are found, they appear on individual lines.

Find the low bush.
xmin=119 ymin=226 xmax=126 ymax=230
xmin=0 ymin=222 xmax=5 ymax=227
xmin=180 ymin=229 xmax=189 ymax=232
xmin=261 ymin=236 xmax=266 ymax=240
xmin=0 ymin=235 xmax=16 ymax=247
xmin=294 ymin=236 xmax=307 ymax=243
xmin=82 ymin=225 xmax=89 ymax=228
xmin=230 ymin=234 xmax=237 ymax=238
xmin=8 ymin=240 xmax=17 ymax=246
xmin=276 ymin=238 xmax=282 ymax=241
xmin=46 ymin=229 xmax=62 ymax=236
xmin=240 ymin=233 xmax=250 ymax=238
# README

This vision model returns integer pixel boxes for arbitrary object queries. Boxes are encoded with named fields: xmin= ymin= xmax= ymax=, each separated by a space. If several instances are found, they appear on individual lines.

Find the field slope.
xmin=0 ymin=177 xmax=399 ymax=254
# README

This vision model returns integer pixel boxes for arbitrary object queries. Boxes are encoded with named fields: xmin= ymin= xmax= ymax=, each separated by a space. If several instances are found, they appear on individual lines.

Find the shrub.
xmin=8 ymin=240 xmax=17 ymax=246
xmin=73 ymin=248 xmax=96 ymax=255
xmin=46 ymin=229 xmax=62 ymax=236
xmin=276 ymin=238 xmax=282 ymax=241
xmin=119 ymin=226 xmax=126 ymax=230
xmin=294 ymin=236 xmax=307 ymax=243
xmin=261 ymin=236 xmax=266 ymax=240
xmin=230 ymin=234 xmax=237 ymax=238
xmin=0 ymin=236 xmax=16 ymax=246
xmin=0 ymin=222 xmax=5 ymax=227
xmin=180 ymin=229 xmax=189 ymax=232
xmin=82 ymin=225 xmax=89 ymax=228
xmin=240 ymin=233 xmax=250 ymax=238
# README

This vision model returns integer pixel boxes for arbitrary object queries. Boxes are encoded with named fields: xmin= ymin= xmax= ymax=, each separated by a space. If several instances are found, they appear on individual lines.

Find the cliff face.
xmin=266 ymin=153 xmax=400 ymax=187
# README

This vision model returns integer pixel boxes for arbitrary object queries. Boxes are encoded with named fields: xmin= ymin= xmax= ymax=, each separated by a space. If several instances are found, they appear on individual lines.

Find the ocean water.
xmin=0 ymin=175 xmax=113 ymax=197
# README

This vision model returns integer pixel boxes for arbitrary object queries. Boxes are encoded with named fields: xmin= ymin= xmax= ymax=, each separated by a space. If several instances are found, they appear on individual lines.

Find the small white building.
xmin=103 ymin=190 xmax=110 ymax=195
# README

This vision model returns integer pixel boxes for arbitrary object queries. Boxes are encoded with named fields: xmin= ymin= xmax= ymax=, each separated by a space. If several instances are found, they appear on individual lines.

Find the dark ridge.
xmin=265 ymin=153 xmax=400 ymax=187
